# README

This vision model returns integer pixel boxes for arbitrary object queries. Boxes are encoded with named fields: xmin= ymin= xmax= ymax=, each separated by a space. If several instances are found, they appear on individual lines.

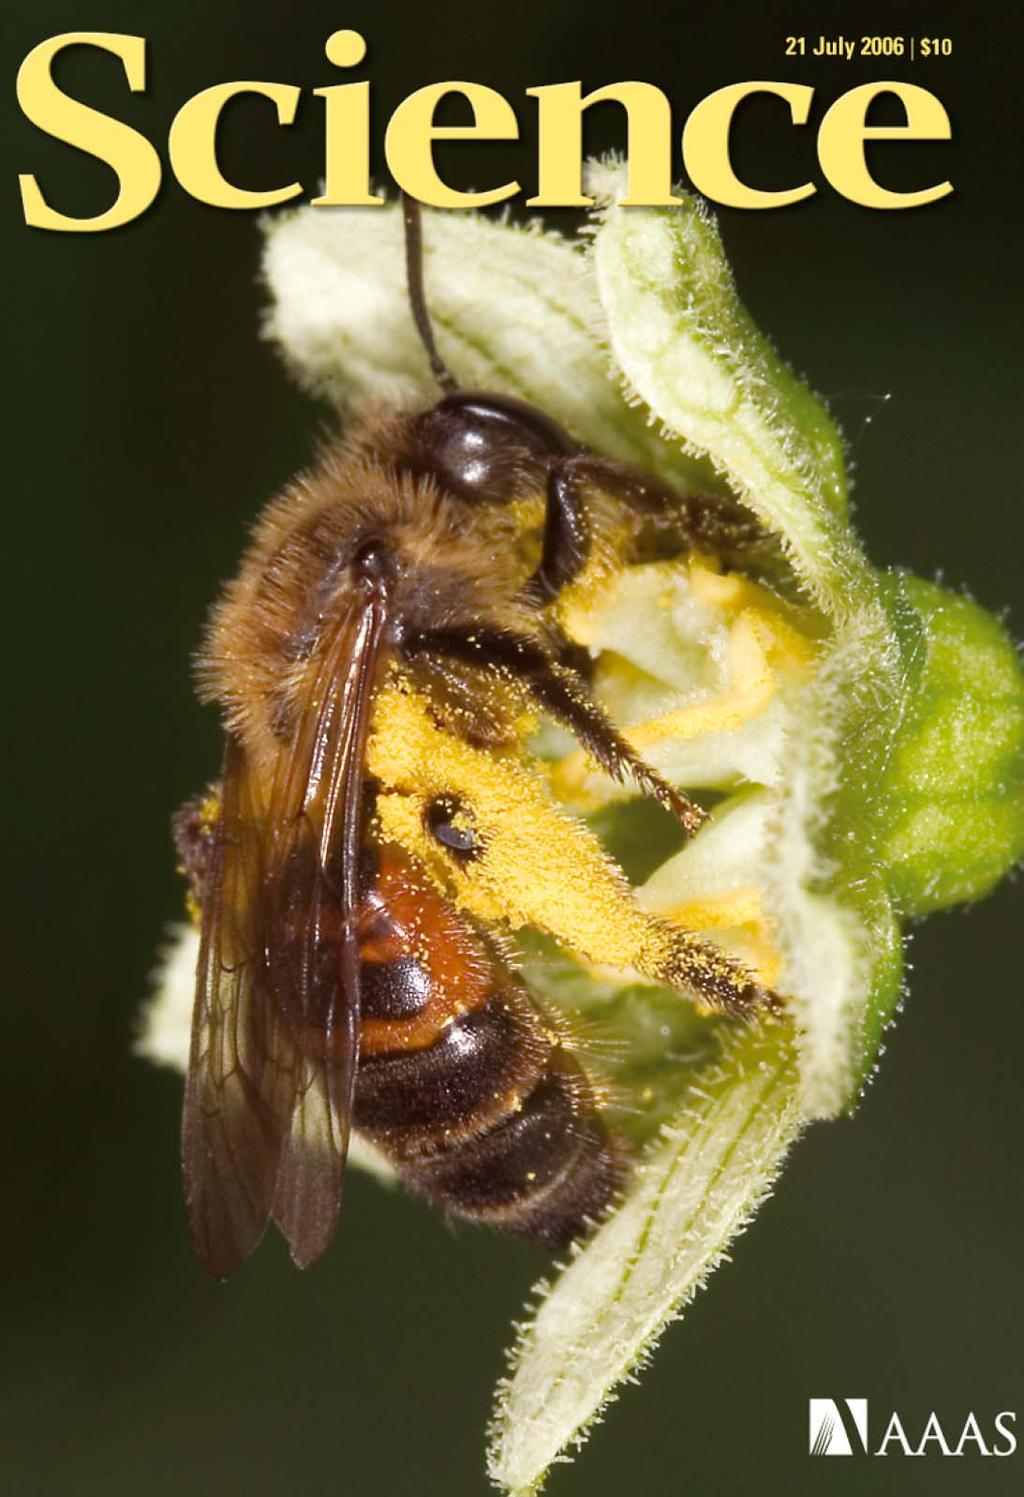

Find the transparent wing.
xmin=181 ymin=734 xmax=293 ymax=1277
xmin=182 ymin=594 xmax=391 ymax=1277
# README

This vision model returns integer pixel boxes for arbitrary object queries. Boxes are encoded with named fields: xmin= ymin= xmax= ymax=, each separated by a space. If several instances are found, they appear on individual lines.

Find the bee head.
xmin=406 ymin=391 xmax=579 ymax=506
xmin=400 ymin=193 xmax=580 ymax=505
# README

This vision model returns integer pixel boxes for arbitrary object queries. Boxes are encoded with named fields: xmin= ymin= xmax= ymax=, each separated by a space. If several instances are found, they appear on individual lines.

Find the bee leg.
xmin=566 ymin=454 xmax=764 ymax=561
xmin=522 ymin=454 xmax=763 ymax=609
xmin=641 ymin=923 xmax=783 ymax=1019
xmin=551 ymin=629 xmax=595 ymax=682
xmin=172 ymin=791 xmax=219 ymax=909
xmin=403 ymin=626 xmax=707 ymax=836
xmin=527 ymin=656 xmax=707 ymax=836
xmin=521 ymin=460 xmax=591 ymax=605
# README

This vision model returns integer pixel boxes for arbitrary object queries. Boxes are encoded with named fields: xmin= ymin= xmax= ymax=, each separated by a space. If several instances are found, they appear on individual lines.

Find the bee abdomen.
xmin=354 ymin=991 xmax=545 ymax=1135
xmin=395 ymin=1053 xmax=628 ymax=1249
xmin=354 ymin=984 xmax=628 ymax=1250
xmin=350 ymin=849 xmax=629 ymax=1248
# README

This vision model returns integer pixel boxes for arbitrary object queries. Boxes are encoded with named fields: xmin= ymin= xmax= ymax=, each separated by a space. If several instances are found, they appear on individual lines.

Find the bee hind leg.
xmin=171 ymin=790 xmax=220 ymax=912
xmin=640 ymin=922 xmax=783 ymax=1019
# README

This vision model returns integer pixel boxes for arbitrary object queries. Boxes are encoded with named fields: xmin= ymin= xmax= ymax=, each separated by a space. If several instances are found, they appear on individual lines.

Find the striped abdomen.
xmin=353 ymin=851 xmax=628 ymax=1248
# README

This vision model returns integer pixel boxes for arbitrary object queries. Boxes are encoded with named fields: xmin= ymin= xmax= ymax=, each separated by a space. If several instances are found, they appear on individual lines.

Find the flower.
xmin=139 ymin=163 xmax=1024 ymax=1495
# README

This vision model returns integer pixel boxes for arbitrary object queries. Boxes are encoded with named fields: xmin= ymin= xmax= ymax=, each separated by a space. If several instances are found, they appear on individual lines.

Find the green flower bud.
xmin=877 ymin=573 xmax=1024 ymax=915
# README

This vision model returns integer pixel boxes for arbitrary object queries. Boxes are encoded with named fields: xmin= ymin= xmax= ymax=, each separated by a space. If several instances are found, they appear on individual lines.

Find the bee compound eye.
xmin=414 ymin=392 xmax=579 ymax=505
xmin=424 ymin=794 xmax=480 ymax=862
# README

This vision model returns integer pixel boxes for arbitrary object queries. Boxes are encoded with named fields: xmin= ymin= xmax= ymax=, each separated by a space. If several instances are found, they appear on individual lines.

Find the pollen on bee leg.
xmin=657 ymin=886 xmax=784 ymax=990
xmin=172 ymin=787 xmax=223 ymax=926
xmin=371 ymin=677 xmax=779 ymax=1014
xmin=637 ymin=922 xmax=781 ymax=1019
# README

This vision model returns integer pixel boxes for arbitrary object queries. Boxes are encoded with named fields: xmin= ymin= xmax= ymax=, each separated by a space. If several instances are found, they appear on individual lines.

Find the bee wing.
xmin=262 ymin=598 xmax=391 ymax=1266
xmin=183 ymin=594 xmax=392 ymax=1277
xmin=182 ymin=734 xmax=292 ymax=1278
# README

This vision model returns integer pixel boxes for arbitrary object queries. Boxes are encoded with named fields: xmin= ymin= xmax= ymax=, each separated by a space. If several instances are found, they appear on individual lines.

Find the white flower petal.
xmin=586 ymin=160 xmax=876 ymax=619
xmin=488 ymin=1023 xmax=800 ymax=1495
xmin=262 ymin=202 xmax=715 ymax=491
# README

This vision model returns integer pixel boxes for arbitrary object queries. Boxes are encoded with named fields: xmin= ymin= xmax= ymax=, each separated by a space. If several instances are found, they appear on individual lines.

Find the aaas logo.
xmin=809 ymin=1399 xmax=1017 ymax=1457
xmin=809 ymin=1398 xmax=868 ymax=1455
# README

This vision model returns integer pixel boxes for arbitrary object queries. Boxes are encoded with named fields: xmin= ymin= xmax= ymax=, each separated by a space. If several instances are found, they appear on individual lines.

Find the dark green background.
xmin=3 ymin=1 xmax=1021 ymax=1494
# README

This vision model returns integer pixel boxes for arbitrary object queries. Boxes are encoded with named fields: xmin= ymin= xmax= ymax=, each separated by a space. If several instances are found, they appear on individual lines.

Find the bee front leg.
xmin=522 ymin=452 xmax=764 ymax=608
xmin=521 ymin=459 xmax=592 ymax=605
xmin=566 ymin=454 xmax=764 ymax=564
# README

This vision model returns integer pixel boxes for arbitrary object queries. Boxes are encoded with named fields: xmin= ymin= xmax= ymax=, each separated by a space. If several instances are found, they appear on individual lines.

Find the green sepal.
xmin=875 ymin=573 xmax=1024 ymax=915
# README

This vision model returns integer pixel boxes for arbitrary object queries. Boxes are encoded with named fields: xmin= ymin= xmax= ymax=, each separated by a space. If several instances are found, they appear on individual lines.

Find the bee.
xmin=175 ymin=195 xmax=778 ymax=1278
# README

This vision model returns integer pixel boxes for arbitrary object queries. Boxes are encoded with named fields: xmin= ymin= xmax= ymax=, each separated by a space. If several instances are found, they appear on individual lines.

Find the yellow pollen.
xmin=659 ymin=886 xmax=782 ymax=988
xmin=555 ymin=559 xmax=816 ymax=789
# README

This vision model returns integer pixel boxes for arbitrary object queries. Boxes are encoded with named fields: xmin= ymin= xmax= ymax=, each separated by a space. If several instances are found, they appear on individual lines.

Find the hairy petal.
xmin=262 ymin=203 xmax=715 ymax=492
xmin=488 ymin=1023 xmax=800 ymax=1495
xmin=586 ymin=159 xmax=873 ymax=618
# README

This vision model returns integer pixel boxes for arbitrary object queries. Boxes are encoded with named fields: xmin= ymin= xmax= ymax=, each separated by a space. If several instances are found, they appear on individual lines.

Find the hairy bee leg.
xmin=172 ymin=792 xmax=219 ymax=911
xmin=402 ymin=625 xmax=707 ymax=836
xmin=567 ymin=454 xmax=764 ymax=559
xmin=639 ymin=923 xmax=783 ymax=1019
xmin=521 ymin=460 xmax=591 ymax=605
xmin=528 ymin=661 xmax=708 ymax=836
xmin=523 ymin=454 xmax=763 ymax=610
xmin=372 ymin=681 xmax=783 ymax=1018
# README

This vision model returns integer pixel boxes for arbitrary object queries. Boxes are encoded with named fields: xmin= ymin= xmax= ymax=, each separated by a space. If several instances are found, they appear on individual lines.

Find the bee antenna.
xmin=401 ymin=192 xmax=459 ymax=394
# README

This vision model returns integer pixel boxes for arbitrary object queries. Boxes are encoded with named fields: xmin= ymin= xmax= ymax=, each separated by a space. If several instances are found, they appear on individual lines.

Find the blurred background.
xmin=3 ymin=0 xmax=1021 ymax=1493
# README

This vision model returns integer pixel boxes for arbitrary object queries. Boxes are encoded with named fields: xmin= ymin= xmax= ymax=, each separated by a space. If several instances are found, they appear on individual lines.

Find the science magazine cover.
xmin=5 ymin=2 xmax=1022 ymax=1494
